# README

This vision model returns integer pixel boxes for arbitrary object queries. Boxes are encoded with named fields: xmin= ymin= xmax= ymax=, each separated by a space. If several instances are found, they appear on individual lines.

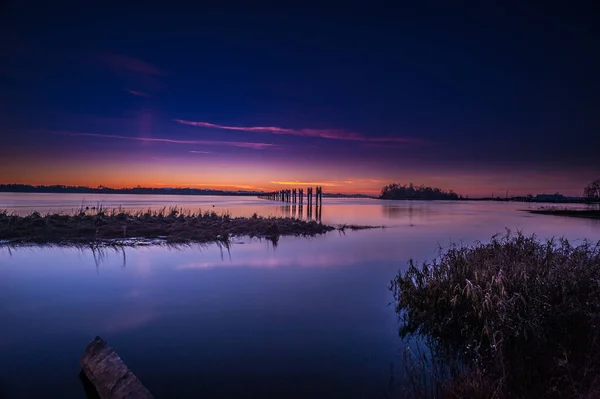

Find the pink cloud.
xmin=97 ymin=53 xmax=160 ymax=76
xmin=124 ymin=88 xmax=154 ymax=98
xmin=187 ymin=183 xmax=267 ymax=190
xmin=347 ymin=178 xmax=389 ymax=184
xmin=174 ymin=119 xmax=423 ymax=144
xmin=270 ymin=179 xmax=387 ymax=186
xmin=37 ymin=130 xmax=276 ymax=150
xmin=271 ymin=180 xmax=342 ymax=187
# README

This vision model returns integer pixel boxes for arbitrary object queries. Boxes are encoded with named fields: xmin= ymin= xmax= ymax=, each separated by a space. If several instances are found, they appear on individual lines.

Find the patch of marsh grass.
xmin=391 ymin=232 xmax=600 ymax=398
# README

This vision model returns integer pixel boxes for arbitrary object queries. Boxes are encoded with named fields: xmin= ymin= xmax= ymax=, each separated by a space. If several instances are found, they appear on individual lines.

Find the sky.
xmin=1 ymin=3 xmax=598 ymax=196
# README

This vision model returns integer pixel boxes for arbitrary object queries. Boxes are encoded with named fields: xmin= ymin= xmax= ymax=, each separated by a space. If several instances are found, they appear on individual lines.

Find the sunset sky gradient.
xmin=1 ymin=4 xmax=598 ymax=196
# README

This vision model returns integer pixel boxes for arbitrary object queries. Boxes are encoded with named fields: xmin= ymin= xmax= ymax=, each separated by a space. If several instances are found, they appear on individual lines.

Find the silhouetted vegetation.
xmin=584 ymin=179 xmax=600 ymax=202
xmin=0 ymin=207 xmax=336 ymax=245
xmin=528 ymin=208 xmax=600 ymax=219
xmin=0 ymin=184 xmax=261 ymax=196
xmin=457 ymin=194 xmax=588 ymax=203
xmin=379 ymin=183 xmax=459 ymax=200
xmin=391 ymin=233 xmax=600 ymax=398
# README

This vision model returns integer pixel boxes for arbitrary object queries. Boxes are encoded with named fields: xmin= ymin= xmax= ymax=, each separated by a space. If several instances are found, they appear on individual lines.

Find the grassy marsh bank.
xmin=527 ymin=208 xmax=600 ymax=219
xmin=0 ymin=207 xmax=349 ymax=245
xmin=391 ymin=233 xmax=600 ymax=398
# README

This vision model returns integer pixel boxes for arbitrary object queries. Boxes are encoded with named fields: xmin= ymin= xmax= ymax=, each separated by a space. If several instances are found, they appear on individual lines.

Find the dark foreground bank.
xmin=0 ymin=208 xmax=354 ymax=245
xmin=391 ymin=233 xmax=600 ymax=399
xmin=527 ymin=209 xmax=600 ymax=219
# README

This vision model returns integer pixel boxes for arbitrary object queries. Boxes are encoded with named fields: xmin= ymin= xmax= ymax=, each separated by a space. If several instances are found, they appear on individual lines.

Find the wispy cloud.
xmin=272 ymin=178 xmax=388 ymax=187
xmin=348 ymin=178 xmax=389 ymax=184
xmin=271 ymin=180 xmax=343 ymax=187
xmin=159 ymin=183 xmax=269 ymax=191
xmin=188 ymin=150 xmax=213 ymax=154
xmin=193 ymin=183 xmax=264 ymax=190
xmin=174 ymin=120 xmax=422 ymax=144
xmin=124 ymin=88 xmax=154 ymax=98
xmin=97 ymin=53 xmax=160 ymax=76
xmin=37 ymin=130 xmax=275 ymax=150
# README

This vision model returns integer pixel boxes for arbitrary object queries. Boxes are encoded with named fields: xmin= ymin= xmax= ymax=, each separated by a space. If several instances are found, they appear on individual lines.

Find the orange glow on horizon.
xmin=1 ymin=155 xmax=592 ymax=198
xmin=271 ymin=181 xmax=344 ymax=187
xmin=0 ymin=173 xmax=589 ymax=198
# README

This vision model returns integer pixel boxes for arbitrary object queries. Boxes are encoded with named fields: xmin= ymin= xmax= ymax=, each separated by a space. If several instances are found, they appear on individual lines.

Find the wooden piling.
xmin=312 ymin=186 xmax=319 ymax=206
xmin=80 ymin=336 xmax=153 ymax=399
xmin=258 ymin=186 xmax=319 ymax=212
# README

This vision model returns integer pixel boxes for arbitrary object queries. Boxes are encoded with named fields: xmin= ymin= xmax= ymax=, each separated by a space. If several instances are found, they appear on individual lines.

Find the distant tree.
xmin=584 ymin=179 xmax=600 ymax=202
xmin=379 ymin=183 xmax=459 ymax=200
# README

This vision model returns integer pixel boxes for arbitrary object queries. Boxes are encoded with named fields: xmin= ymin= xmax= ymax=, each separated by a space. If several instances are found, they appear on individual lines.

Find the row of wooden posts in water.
xmin=258 ymin=186 xmax=324 ymax=207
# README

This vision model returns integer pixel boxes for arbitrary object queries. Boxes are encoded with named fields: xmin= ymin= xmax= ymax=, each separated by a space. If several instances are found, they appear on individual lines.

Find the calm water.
xmin=1 ymin=194 xmax=600 ymax=398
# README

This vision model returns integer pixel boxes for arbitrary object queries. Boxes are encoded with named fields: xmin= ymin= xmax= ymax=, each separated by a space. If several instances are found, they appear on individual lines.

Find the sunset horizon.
xmin=0 ymin=177 xmax=593 ymax=198
xmin=2 ymin=8 xmax=598 ymax=200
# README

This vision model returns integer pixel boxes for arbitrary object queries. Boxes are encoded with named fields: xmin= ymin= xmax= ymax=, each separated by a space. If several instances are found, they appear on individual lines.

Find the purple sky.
xmin=1 ymin=5 xmax=599 ymax=196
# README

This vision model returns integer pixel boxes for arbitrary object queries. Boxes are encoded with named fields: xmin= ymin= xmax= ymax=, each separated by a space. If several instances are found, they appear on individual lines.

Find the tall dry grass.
xmin=391 ymin=232 xmax=600 ymax=398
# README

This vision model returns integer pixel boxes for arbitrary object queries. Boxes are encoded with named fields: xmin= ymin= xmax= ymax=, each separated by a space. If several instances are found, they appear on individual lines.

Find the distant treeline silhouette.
xmin=585 ymin=179 xmax=600 ymax=202
xmin=0 ymin=184 xmax=261 ymax=196
xmin=379 ymin=183 xmax=460 ymax=200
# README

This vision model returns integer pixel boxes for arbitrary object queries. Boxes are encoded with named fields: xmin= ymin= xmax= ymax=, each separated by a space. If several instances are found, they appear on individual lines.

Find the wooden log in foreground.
xmin=80 ymin=336 xmax=153 ymax=399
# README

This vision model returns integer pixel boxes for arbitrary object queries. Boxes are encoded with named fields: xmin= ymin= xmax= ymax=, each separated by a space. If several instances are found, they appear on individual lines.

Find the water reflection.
xmin=1 ymin=198 xmax=600 ymax=397
xmin=0 ymin=232 xmax=404 ymax=397
xmin=90 ymin=245 xmax=127 ymax=270
xmin=277 ymin=203 xmax=322 ymax=222
xmin=382 ymin=203 xmax=436 ymax=221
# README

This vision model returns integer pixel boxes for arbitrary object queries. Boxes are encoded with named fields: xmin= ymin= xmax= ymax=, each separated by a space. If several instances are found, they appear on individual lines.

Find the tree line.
xmin=379 ymin=183 xmax=460 ymax=200
xmin=0 ymin=184 xmax=261 ymax=196
xmin=585 ymin=179 xmax=600 ymax=202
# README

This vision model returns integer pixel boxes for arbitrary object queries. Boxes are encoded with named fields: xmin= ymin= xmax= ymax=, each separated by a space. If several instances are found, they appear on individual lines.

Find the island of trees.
xmin=379 ymin=183 xmax=460 ymax=200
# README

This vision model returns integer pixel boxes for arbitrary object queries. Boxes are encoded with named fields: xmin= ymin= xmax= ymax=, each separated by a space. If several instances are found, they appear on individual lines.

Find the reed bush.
xmin=391 ymin=232 xmax=600 ymax=398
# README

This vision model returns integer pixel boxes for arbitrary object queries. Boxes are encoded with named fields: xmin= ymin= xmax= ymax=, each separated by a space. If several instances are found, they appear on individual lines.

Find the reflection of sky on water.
xmin=1 ymin=198 xmax=599 ymax=397
xmin=2 ymin=193 xmax=599 ymax=227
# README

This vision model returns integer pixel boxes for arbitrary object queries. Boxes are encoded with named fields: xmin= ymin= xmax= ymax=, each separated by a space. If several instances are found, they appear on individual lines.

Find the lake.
xmin=1 ymin=194 xmax=599 ymax=398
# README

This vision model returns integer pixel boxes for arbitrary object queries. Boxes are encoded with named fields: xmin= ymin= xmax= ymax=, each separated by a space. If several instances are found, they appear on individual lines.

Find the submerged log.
xmin=80 ymin=336 xmax=153 ymax=399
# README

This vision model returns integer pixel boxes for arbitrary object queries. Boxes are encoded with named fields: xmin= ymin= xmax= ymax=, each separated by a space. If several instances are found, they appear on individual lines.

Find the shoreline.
xmin=0 ymin=208 xmax=379 ymax=246
xmin=527 ymin=209 xmax=600 ymax=219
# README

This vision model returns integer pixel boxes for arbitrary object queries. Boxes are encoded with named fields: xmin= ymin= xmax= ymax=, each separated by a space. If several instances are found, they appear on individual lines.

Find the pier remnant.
xmin=80 ymin=336 xmax=153 ymax=399
xmin=258 ymin=187 xmax=323 ymax=220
